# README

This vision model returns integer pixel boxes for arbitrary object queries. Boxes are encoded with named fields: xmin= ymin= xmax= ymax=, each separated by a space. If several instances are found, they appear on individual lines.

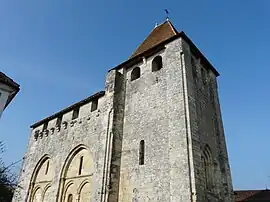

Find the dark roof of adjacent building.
xmin=110 ymin=20 xmax=219 ymax=76
xmin=235 ymin=190 xmax=270 ymax=201
xmin=30 ymin=91 xmax=105 ymax=128
xmin=0 ymin=72 xmax=20 ymax=109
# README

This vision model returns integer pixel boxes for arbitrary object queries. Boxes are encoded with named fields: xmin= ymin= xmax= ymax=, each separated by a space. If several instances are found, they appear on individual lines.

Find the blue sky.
xmin=1 ymin=0 xmax=270 ymax=190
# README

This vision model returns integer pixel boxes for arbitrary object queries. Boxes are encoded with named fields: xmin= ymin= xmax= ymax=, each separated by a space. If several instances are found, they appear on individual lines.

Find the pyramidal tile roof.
xmin=130 ymin=20 xmax=178 ymax=58
xmin=111 ymin=20 xmax=219 ymax=76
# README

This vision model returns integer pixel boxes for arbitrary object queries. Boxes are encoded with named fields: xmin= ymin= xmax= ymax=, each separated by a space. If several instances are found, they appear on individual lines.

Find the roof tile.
xmin=130 ymin=20 xmax=178 ymax=58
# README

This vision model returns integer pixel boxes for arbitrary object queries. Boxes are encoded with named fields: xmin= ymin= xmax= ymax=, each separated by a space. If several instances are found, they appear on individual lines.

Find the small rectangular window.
xmin=56 ymin=114 xmax=63 ymax=126
xmin=201 ymin=68 xmax=207 ymax=85
xmin=191 ymin=57 xmax=197 ymax=78
xmin=139 ymin=140 xmax=145 ymax=165
xmin=42 ymin=122 xmax=48 ymax=131
xmin=91 ymin=99 xmax=98 ymax=112
xmin=72 ymin=108 xmax=79 ymax=120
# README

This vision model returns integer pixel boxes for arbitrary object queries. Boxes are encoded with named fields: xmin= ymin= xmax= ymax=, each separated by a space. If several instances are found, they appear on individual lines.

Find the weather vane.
xmin=164 ymin=9 xmax=169 ymax=21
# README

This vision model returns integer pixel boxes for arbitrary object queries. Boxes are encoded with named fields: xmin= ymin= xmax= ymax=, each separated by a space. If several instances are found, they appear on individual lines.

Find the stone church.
xmin=13 ymin=20 xmax=234 ymax=202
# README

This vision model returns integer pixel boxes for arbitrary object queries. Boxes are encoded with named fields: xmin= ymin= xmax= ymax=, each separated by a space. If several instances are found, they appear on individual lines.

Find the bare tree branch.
xmin=0 ymin=141 xmax=20 ymax=202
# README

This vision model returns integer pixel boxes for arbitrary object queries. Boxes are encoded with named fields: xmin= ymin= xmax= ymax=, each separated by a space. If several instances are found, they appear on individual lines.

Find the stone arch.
xmin=63 ymin=182 xmax=75 ymax=202
xmin=67 ymin=194 xmax=73 ymax=202
xmin=152 ymin=55 xmax=163 ymax=72
xmin=32 ymin=185 xmax=41 ymax=198
xmin=63 ymin=181 xmax=74 ymax=202
xmin=77 ymin=179 xmax=90 ymax=194
xmin=58 ymin=144 xmax=94 ymax=202
xmin=78 ymin=181 xmax=91 ymax=202
xmin=131 ymin=67 xmax=140 ymax=81
xmin=202 ymin=144 xmax=214 ymax=190
xmin=32 ymin=187 xmax=42 ymax=202
xmin=42 ymin=184 xmax=52 ymax=202
xmin=28 ymin=154 xmax=54 ymax=202
xmin=29 ymin=154 xmax=51 ymax=184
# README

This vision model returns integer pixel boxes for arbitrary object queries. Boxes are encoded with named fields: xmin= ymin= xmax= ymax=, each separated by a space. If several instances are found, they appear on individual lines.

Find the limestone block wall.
xmin=12 ymin=33 xmax=234 ymax=202
xmin=13 ymin=94 xmax=113 ymax=202
xmin=180 ymin=39 xmax=234 ymax=202
xmin=118 ymin=38 xmax=193 ymax=202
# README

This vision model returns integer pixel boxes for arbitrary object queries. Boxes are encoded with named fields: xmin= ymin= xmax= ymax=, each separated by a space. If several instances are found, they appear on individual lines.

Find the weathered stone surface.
xmin=13 ymin=35 xmax=234 ymax=202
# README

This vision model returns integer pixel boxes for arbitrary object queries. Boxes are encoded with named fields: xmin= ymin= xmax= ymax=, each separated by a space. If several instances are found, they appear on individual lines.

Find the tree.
xmin=0 ymin=141 xmax=18 ymax=202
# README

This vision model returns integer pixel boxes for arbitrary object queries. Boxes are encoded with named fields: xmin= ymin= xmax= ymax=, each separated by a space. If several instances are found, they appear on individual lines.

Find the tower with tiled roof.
xmin=13 ymin=20 xmax=234 ymax=202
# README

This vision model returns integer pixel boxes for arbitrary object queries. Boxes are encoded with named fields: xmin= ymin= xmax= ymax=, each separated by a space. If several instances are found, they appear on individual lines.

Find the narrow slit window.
xmin=201 ymin=68 xmax=207 ymax=85
xmin=79 ymin=156 xmax=84 ymax=175
xmin=67 ymin=194 xmax=73 ymax=202
xmin=72 ymin=107 xmax=79 ymax=120
xmin=139 ymin=140 xmax=145 ymax=165
xmin=191 ymin=57 xmax=197 ymax=78
xmin=45 ymin=161 xmax=49 ymax=175
xmin=91 ymin=99 xmax=98 ymax=112
xmin=42 ymin=122 xmax=48 ymax=131
xmin=131 ymin=67 xmax=140 ymax=81
xmin=56 ymin=114 xmax=63 ymax=126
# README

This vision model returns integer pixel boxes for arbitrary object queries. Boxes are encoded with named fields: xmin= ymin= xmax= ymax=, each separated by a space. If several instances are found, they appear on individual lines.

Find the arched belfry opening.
xmin=131 ymin=67 xmax=141 ymax=81
xmin=152 ymin=55 xmax=163 ymax=72
xmin=202 ymin=145 xmax=214 ymax=191
xmin=57 ymin=145 xmax=93 ymax=202
xmin=28 ymin=155 xmax=53 ymax=202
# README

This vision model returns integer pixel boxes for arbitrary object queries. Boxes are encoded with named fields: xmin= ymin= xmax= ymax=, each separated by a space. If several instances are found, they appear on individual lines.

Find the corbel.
xmin=62 ymin=121 xmax=68 ymax=129
xmin=50 ymin=128 xmax=55 ymax=135
xmin=56 ymin=125 xmax=61 ymax=132
xmin=34 ymin=130 xmax=39 ymax=140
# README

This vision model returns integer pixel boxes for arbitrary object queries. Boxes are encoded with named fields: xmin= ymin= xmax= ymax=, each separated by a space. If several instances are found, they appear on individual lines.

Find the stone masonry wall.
xmin=13 ymin=34 xmax=234 ymax=202
xmin=118 ymin=38 xmax=193 ymax=202
xmin=13 ymin=91 xmax=114 ymax=201
xmin=181 ymin=39 xmax=234 ymax=202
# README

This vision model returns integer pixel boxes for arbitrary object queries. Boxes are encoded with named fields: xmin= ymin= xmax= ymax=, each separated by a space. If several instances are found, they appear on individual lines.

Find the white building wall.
xmin=0 ymin=83 xmax=13 ymax=118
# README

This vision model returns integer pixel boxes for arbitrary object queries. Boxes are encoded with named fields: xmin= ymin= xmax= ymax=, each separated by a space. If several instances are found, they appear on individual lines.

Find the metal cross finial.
xmin=164 ymin=9 xmax=169 ymax=21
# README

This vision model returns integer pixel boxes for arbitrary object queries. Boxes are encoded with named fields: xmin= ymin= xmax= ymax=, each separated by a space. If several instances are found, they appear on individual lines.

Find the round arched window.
xmin=131 ymin=67 xmax=141 ymax=81
xmin=68 ymin=194 xmax=73 ymax=202
xmin=152 ymin=56 xmax=163 ymax=72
